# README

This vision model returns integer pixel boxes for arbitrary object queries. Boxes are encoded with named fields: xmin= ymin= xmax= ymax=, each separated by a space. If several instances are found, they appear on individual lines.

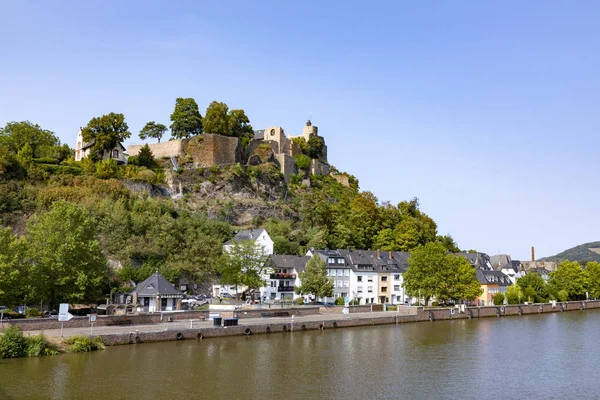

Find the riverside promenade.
xmin=10 ymin=299 xmax=600 ymax=347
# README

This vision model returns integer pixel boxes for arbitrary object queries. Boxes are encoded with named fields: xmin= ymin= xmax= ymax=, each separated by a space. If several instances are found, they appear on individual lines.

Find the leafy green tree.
xmin=0 ymin=121 xmax=59 ymax=159
xmin=95 ymin=158 xmax=119 ymax=179
xmin=139 ymin=121 xmax=168 ymax=143
xmin=294 ymin=154 xmax=311 ymax=170
xmin=493 ymin=292 xmax=505 ymax=305
xmin=82 ymin=113 xmax=131 ymax=159
xmin=203 ymin=101 xmax=230 ymax=135
xmin=403 ymin=242 xmax=481 ymax=305
xmin=587 ymin=261 xmax=600 ymax=299
xmin=219 ymin=240 xmax=268 ymax=300
xmin=305 ymin=136 xmax=324 ymax=159
xmin=505 ymin=284 xmax=523 ymax=304
xmin=272 ymin=236 xmax=299 ymax=255
xmin=437 ymin=234 xmax=460 ymax=253
xmin=228 ymin=109 xmax=253 ymax=140
xmin=549 ymin=260 xmax=589 ymax=300
xmin=26 ymin=202 xmax=108 ymax=308
xmin=170 ymin=97 xmax=203 ymax=139
xmin=137 ymin=144 xmax=157 ymax=169
xmin=516 ymin=272 xmax=548 ymax=302
xmin=298 ymin=255 xmax=333 ymax=302
xmin=0 ymin=228 xmax=25 ymax=307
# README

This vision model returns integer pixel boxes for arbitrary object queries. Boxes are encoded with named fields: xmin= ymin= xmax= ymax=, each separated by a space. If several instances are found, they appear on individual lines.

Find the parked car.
xmin=42 ymin=310 xmax=59 ymax=318
xmin=221 ymin=293 xmax=234 ymax=299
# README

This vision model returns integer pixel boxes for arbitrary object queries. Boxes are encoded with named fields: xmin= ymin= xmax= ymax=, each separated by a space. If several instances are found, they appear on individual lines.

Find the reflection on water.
xmin=2 ymin=311 xmax=599 ymax=400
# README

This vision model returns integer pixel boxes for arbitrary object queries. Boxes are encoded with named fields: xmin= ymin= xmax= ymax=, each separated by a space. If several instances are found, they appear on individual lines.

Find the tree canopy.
xmin=219 ymin=240 xmax=268 ymax=300
xmin=298 ymin=255 xmax=333 ymax=302
xmin=549 ymin=260 xmax=589 ymax=301
xmin=203 ymin=101 xmax=254 ymax=144
xmin=139 ymin=121 xmax=168 ymax=143
xmin=0 ymin=121 xmax=59 ymax=159
xmin=0 ymin=228 xmax=25 ymax=307
xmin=170 ymin=98 xmax=203 ymax=139
xmin=82 ymin=113 xmax=130 ymax=158
xmin=403 ymin=242 xmax=481 ymax=304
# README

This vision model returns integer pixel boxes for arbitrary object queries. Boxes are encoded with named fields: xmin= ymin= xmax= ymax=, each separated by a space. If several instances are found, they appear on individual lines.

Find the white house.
xmin=74 ymin=127 xmax=128 ymax=164
xmin=132 ymin=271 xmax=184 ymax=313
xmin=501 ymin=260 xmax=522 ymax=283
xmin=266 ymin=255 xmax=309 ymax=301
xmin=212 ymin=229 xmax=274 ymax=298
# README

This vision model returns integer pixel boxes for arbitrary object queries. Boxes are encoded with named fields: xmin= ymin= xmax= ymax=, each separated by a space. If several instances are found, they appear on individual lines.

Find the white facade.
xmin=389 ymin=272 xmax=406 ymax=304
xmin=74 ymin=128 xmax=128 ymax=164
xmin=349 ymin=269 xmax=378 ymax=304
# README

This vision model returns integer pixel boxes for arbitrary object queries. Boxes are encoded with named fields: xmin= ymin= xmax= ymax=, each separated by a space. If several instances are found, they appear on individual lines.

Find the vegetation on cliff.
xmin=540 ymin=241 xmax=600 ymax=265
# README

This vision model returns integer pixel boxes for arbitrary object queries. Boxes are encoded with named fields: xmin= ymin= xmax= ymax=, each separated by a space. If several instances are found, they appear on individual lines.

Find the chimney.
xmin=389 ymin=250 xmax=392 ymax=259
xmin=531 ymin=246 xmax=535 ymax=262
xmin=377 ymin=249 xmax=381 ymax=259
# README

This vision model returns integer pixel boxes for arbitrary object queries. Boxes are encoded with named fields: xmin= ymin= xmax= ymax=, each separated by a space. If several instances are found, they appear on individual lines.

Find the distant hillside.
xmin=540 ymin=241 xmax=600 ymax=265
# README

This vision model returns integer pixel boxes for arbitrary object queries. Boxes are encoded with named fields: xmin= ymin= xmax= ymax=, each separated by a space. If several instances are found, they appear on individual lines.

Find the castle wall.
xmin=311 ymin=159 xmax=330 ymax=176
xmin=275 ymin=154 xmax=296 ymax=183
xmin=185 ymin=134 xmax=240 ymax=167
xmin=128 ymin=140 xmax=184 ymax=158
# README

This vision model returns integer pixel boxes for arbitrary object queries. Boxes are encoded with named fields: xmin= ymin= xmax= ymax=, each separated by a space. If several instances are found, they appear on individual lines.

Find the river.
xmin=1 ymin=310 xmax=599 ymax=400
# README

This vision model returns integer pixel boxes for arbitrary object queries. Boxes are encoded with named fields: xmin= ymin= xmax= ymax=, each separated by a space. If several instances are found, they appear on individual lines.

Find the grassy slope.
xmin=539 ymin=241 xmax=600 ymax=264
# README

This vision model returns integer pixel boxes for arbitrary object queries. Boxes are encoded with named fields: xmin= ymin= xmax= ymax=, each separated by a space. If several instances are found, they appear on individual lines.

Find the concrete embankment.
xmin=96 ymin=300 xmax=599 ymax=346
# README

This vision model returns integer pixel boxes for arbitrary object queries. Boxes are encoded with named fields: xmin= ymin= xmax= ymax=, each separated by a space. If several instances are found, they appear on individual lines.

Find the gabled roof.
xmin=459 ymin=252 xmax=494 ymax=270
xmin=270 ymin=255 xmax=311 ymax=271
xmin=133 ymin=272 xmax=183 ymax=297
xmin=501 ymin=260 xmax=521 ymax=273
xmin=225 ymin=229 xmax=267 ymax=245
xmin=476 ymin=269 xmax=512 ymax=286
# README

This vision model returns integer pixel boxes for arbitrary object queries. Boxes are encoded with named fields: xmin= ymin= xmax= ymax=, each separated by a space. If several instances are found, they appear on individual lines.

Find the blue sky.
xmin=1 ymin=1 xmax=599 ymax=260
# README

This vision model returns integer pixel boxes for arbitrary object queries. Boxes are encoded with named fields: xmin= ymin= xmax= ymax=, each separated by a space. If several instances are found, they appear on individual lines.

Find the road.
xmin=22 ymin=311 xmax=409 ymax=338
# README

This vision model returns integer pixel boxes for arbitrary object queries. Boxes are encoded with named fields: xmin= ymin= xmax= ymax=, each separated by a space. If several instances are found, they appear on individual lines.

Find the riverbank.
xmin=4 ymin=300 xmax=598 ymax=350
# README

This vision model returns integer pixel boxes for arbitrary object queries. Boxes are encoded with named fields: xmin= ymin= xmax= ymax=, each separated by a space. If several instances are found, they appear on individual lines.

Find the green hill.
xmin=539 ymin=241 xmax=600 ymax=265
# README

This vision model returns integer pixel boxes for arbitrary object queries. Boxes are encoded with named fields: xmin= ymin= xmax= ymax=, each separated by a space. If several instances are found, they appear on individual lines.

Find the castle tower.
xmin=301 ymin=119 xmax=318 ymax=141
xmin=263 ymin=126 xmax=287 ymax=153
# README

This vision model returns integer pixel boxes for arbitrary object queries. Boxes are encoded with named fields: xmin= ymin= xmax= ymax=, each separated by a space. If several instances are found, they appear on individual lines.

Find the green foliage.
xmin=134 ymin=169 xmax=158 ymax=184
xmin=0 ymin=325 xmax=27 ymax=359
xmin=170 ymin=98 xmax=203 ymax=139
xmin=505 ymin=284 xmax=523 ymax=304
xmin=335 ymin=296 xmax=345 ymax=305
xmin=298 ymin=255 xmax=333 ymax=301
xmin=219 ymin=240 xmax=268 ymax=299
xmin=294 ymin=154 xmax=311 ymax=170
xmin=26 ymin=201 xmax=108 ymax=308
xmin=82 ymin=113 xmax=130 ymax=158
xmin=549 ymin=260 xmax=589 ymax=301
xmin=25 ymin=333 xmax=59 ymax=357
xmin=586 ymin=261 xmax=600 ymax=299
xmin=403 ymin=242 xmax=482 ymax=304
xmin=436 ymin=234 xmax=460 ymax=253
xmin=0 ymin=121 xmax=59 ymax=159
xmin=516 ymin=272 xmax=548 ymax=302
xmin=306 ymin=136 xmax=324 ymax=159
xmin=203 ymin=101 xmax=230 ymax=135
xmin=294 ymin=297 xmax=305 ymax=305
xmin=349 ymin=299 xmax=360 ymax=305
xmin=541 ymin=241 xmax=600 ymax=265
xmin=0 ymin=228 xmax=25 ymax=307
xmin=137 ymin=144 xmax=157 ymax=169
xmin=273 ymin=236 xmax=300 ymax=255
xmin=139 ymin=121 xmax=167 ymax=143
xmin=493 ymin=292 xmax=505 ymax=305
xmin=25 ymin=308 xmax=40 ymax=318
xmin=65 ymin=335 xmax=104 ymax=353
xmin=95 ymin=159 xmax=119 ymax=179
xmin=557 ymin=289 xmax=569 ymax=302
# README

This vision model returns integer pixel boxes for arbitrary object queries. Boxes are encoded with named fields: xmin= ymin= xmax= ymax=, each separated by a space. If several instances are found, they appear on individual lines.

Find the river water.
xmin=1 ymin=310 xmax=599 ymax=400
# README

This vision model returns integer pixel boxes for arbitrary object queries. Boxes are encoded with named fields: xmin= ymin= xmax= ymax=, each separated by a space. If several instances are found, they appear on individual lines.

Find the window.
xmin=368 ymin=286 xmax=373 ymax=293
xmin=394 ymin=285 xmax=400 ymax=291
xmin=357 ymin=286 xmax=363 ymax=293
xmin=338 ymin=281 xmax=344 ymax=288
xmin=337 ymin=258 xmax=345 ymax=264
xmin=357 ymin=276 xmax=363 ymax=282
xmin=328 ymin=258 xmax=335 ymax=264
xmin=344 ymin=269 xmax=350 ymax=277
xmin=367 ymin=277 xmax=373 ymax=283
xmin=394 ymin=275 xmax=400 ymax=281
xmin=112 ymin=149 xmax=119 ymax=158
xmin=344 ymin=281 xmax=349 ymax=288
xmin=381 ymin=287 xmax=388 ymax=293
xmin=381 ymin=276 xmax=388 ymax=282
xmin=338 ymin=269 xmax=344 ymax=277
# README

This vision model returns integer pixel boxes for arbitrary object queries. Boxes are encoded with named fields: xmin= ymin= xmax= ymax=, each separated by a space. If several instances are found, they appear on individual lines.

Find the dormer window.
xmin=112 ymin=149 xmax=119 ymax=159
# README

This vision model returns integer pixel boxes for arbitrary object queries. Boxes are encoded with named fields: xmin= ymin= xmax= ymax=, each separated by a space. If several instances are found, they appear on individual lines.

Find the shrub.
xmin=557 ymin=289 xmax=569 ymax=302
xmin=349 ymin=299 xmax=360 ymax=305
xmin=294 ymin=154 xmax=311 ymax=170
xmin=65 ymin=335 xmax=105 ymax=353
xmin=0 ymin=325 xmax=27 ymax=359
xmin=387 ymin=305 xmax=397 ymax=311
xmin=25 ymin=334 xmax=59 ymax=357
xmin=294 ymin=297 xmax=305 ymax=305
xmin=135 ymin=169 xmax=157 ymax=184
xmin=25 ymin=308 xmax=40 ymax=318
xmin=493 ymin=293 xmax=505 ymax=305
xmin=334 ymin=297 xmax=345 ymax=306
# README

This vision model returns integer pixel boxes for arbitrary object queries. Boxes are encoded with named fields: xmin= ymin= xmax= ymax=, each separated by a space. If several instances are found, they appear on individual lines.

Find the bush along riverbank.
xmin=0 ymin=325 xmax=104 ymax=359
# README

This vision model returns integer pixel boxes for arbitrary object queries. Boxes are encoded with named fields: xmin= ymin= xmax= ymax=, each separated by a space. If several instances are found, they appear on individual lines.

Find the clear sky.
xmin=1 ymin=1 xmax=599 ymax=260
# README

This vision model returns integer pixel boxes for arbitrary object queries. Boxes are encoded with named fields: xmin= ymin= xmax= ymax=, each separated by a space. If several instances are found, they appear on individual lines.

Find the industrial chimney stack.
xmin=531 ymin=246 xmax=535 ymax=262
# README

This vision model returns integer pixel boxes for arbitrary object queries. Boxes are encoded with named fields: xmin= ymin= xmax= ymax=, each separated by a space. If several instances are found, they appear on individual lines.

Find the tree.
xmin=403 ymin=242 xmax=482 ymax=305
xmin=305 ymin=136 xmax=324 ymax=159
xmin=0 ymin=228 xmax=25 ymax=307
xmin=139 ymin=121 xmax=167 ymax=143
xmin=298 ymin=255 xmax=333 ymax=302
xmin=170 ymin=98 xmax=203 ymax=139
xmin=587 ymin=261 xmax=600 ymax=299
xmin=294 ymin=154 xmax=311 ymax=171
xmin=228 ymin=109 xmax=253 ymax=139
xmin=26 ymin=202 xmax=108 ymax=308
xmin=505 ymin=284 xmax=523 ymax=304
xmin=437 ymin=234 xmax=460 ymax=253
xmin=549 ymin=260 xmax=589 ymax=301
xmin=203 ymin=101 xmax=230 ymax=135
xmin=81 ymin=113 xmax=130 ymax=159
xmin=0 ymin=121 xmax=59 ymax=159
xmin=516 ymin=272 xmax=548 ymax=302
xmin=137 ymin=144 xmax=157 ymax=169
xmin=219 ymin=240 xmax=268 ymax=300
xmin=493 ymin=292 xmax=505 ymax=305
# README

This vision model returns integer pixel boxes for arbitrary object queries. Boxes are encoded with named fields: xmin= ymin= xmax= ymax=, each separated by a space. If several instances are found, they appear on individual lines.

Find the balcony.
xmin=277 ymin=286 xmax=295 ymax=292
xmin=270 ymin=273 xmax=297 ymax=279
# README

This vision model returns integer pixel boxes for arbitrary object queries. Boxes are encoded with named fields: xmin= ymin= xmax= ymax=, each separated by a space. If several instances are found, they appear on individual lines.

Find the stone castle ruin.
xmin=126 ymin=120 xmax=330 ymax=182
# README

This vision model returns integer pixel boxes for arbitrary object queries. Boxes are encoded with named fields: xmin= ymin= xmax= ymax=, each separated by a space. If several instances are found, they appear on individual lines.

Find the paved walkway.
xmin=23 ymin=311 xmax=411 ymax=338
